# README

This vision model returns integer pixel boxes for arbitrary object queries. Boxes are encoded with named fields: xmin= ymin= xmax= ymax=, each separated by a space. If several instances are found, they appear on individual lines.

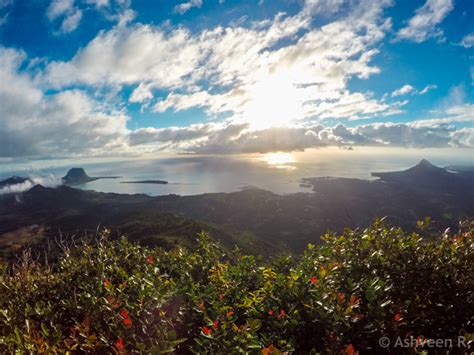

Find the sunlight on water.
xmin=1 ymin=147 xmax=472 ymax=196
xmin=261 ymin=152 xmax=296 ymax=169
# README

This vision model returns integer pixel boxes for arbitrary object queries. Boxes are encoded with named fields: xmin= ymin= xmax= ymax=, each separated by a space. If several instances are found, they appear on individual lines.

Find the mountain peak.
xmin=410 ymin=159 xmax=444 ymax=173
xmin=417 ymin=159 xmax=434 ymax=168
xmin=62 ymin=168 xmax=93 ymax=185
xmin=63 ymin=168 xmax=89 ymax=180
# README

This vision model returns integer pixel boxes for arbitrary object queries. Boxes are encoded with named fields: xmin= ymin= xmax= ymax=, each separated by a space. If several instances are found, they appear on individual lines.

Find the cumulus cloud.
xmin=127 ymin=119 xmax=473 ymax=154
xmin=0 ymin=47 xmax=129 ymax=158
xmin=42 ymin=0 xmax=398 ymax=129
xmin=1 ymin=0 xmax=471 ymax=160
xmin=396 ymin=0 xmax=453 ymax=43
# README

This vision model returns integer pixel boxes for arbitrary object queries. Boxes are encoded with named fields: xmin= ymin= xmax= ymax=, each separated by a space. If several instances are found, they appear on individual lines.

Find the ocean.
xmin=1 ymin=147 xmax=473 ymax=196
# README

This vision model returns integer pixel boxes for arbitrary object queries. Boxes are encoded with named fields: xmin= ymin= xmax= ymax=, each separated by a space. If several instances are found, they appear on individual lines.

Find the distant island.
xmin=62 ymin=168 xmax=121 ymax=186
xmin=121 ymin=180 xmax=168 ymax=185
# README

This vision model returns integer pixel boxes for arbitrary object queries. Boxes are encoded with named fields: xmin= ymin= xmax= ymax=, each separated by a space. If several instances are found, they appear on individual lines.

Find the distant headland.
xmin=120 ymin=180 xmax=168 ymax=185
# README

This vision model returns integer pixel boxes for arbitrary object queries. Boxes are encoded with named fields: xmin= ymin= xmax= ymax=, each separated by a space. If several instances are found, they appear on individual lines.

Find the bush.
xmin=0 ymin=220 xmax=473 ymax=353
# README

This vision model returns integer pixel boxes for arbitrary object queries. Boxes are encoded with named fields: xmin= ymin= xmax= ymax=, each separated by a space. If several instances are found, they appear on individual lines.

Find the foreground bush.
xmin=0 ymin=219 xmax=473 ymax=353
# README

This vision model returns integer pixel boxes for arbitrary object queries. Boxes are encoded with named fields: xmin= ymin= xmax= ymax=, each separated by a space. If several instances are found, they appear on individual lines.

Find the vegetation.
xmin=0 ymin=219 xmax=473 ymax=353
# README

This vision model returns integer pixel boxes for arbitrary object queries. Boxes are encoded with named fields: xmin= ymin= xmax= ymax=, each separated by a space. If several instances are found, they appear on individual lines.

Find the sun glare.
xmin=242 ymin=75 xmax=304 ymax=130
xmin=261 ymin=152 xmax=296 ymax=169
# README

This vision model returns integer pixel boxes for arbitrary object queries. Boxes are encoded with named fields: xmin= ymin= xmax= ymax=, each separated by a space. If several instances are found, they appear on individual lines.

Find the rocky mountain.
xmin=61 ymin=168 xmax=96 ymax=185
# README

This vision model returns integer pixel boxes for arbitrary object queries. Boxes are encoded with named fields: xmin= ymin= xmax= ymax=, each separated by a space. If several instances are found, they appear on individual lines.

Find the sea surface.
xmin=1 ymin=147 xmax=473 ymax=196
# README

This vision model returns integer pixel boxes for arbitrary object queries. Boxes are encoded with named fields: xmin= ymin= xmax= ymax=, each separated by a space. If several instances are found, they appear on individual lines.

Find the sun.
xmin=261 ymin=152 xmax=296 ymax=169
xmin=241 ymin=75 xmax=304 ymax=130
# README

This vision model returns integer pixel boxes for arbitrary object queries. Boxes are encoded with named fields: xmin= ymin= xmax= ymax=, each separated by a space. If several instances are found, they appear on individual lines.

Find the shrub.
xmin=0 ymin=220 xmax=472 ymax=353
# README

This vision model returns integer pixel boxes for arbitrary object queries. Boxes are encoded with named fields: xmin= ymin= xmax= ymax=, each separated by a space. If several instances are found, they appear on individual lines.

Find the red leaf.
xmin=116 ymin=337 xmax=124 ymax=350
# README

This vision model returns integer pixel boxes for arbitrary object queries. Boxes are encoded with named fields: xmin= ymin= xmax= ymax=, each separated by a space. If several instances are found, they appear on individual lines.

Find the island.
xmin=120 ymin=180 xmax=168 ymax=185
xmin=62 ymin=168 xmax=121 ymax=186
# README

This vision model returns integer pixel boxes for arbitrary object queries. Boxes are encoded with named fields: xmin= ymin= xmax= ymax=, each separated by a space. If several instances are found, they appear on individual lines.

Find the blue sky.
xmin=0 ymin=0 xmax=473 ymax=160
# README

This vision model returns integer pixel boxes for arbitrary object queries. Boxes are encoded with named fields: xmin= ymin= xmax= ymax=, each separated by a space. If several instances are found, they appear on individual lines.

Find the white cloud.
xmin=419 ymin=84 xmax=437 ymax=95
xmin=43 ymin=0 xmax=399 ymax=129
xmin=0 ymin=175 xmax=61 ymax=195
xmin=46 ymin=0 xmax=74 ymax=20
xmin=460 ymin=33 xmax=474 ymax=48
xmin=0 ymin=47 xmax=129 ymax=158
xmin=174 ymin=0 xmax=203 ymax=14
xmin=391 ymin=84 xmax=414 ymax=97
xmin=391 ymin=83 xmax=437 ymax=97
xmin=85 ymin=0 xmax=110 ymax=8
xmin=411 ymin=104 xmax=474 ymax=126
xmin=303 ymin=0 xmax=346 ymax=15
xmin=1 ymin=42 xmax=471 ymax=159
xmin=396 ymin=0 xmax=453 ymax=43
xmin=60 ymin=8 xmax=82 ymax=33
xmin=451 ymin=128 xmax=474 ymax=147
xmin=129 ymin=82 xmax=153 ymax=103
xmin=46 ymin=0 xmax=133 ymax=34
xmin=46 ymin=0 xmax=83 ymax=34
xmin=2 ymin=0 xmax=470 ymax=159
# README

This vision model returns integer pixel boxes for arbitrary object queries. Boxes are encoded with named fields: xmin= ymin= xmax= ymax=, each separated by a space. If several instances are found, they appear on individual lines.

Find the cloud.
xmin=46 ymin=0 xmax=83 ymax=34
xmin=0 ymin=42 xmax=470 ymax=160
xmin=303 ymin=0 xmax=346 ymax=15
xmin=0 ymin=47 xmax=129 ymax=158
xmin=391 ymin=84 xmax=414 ymax=97
xmin=127 ymin=118 xmax=473 ymax=154
xmin=2 ymin=0 xmax=471 ymax=160
xmin=460 ymin=33 xmax=474 ymax=48
xmin=129 ymin=82 xmax=153 ymax=103
xmin=391 ymin=84 xmax=437 ymax=97
xmin=0 ymin=175 xmax=61 ymax=195
xmin=46 ymin=0 xmax=74 ymax=20
xmin=174 ymin=0 xmax=203 ymax=14
xmin=411 ymin=104 xmax=474 ymax=126
xmin=43 ymin=0 xmax=398 ymax=128
xmin=60 ymin=7 xmax=82 ymax=33
xmin=451 ymin=128 xmax=474 ymax=147
xmin=46 ymin=0 xmax=133 ymax=34
xmin=0 ymin=0 xmax=13 ymax=26
xmin=419 ymin=84 xmax=437 ymax=95
xmin=396 ymin=0 xmax=453 ymax=43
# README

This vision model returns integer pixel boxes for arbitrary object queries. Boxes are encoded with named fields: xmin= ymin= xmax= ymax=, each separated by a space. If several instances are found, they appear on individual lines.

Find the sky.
xmin=0 ymin=0 xmax=473 ymax=163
